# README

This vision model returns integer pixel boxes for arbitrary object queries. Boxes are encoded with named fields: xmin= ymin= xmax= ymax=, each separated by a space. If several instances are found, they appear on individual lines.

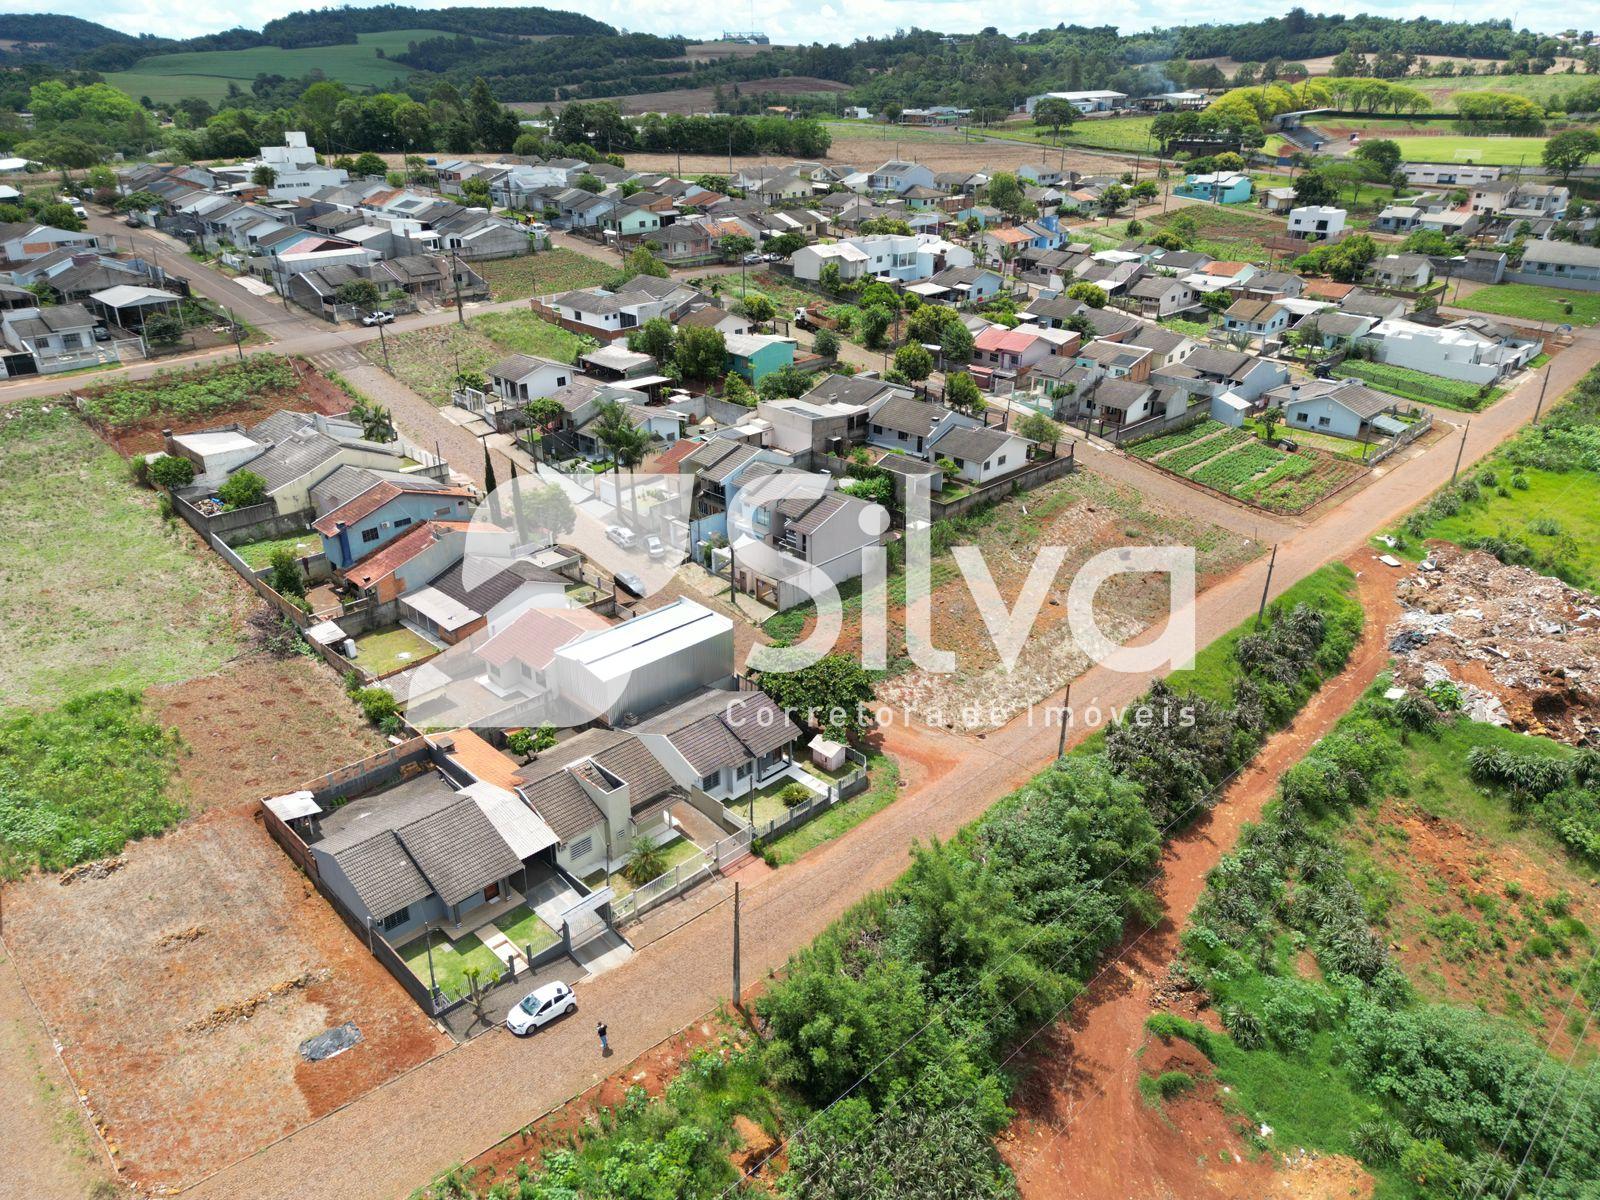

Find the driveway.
xmin=177 ymin=328 xmax=1600 ymax=1200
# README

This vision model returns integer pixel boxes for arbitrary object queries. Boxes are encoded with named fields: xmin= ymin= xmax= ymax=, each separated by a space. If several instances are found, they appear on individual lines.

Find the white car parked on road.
xmin=506 ymin=981 xmax=576 ymax=1036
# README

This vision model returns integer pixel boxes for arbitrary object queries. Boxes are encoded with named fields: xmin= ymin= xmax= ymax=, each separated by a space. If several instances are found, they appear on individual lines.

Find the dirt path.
xmin=0 ymin=949 xmax=113 ymax=1200
xmin=1000 ymin=557 xmax=1402 ymax=1200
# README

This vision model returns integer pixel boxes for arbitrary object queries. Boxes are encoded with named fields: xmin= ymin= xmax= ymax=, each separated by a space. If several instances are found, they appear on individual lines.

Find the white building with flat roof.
xmin=1024 ymin=90 xmax=1127 ymax=115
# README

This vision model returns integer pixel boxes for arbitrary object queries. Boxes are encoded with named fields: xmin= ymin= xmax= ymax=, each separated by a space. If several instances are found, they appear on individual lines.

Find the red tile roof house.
xmin=313 ymin=481 xmax=478 ymax=569
xmin=338 ymin=519 xmax=477 ymax=605
xmin=970 ymin=324 xmax=1056 ymax=389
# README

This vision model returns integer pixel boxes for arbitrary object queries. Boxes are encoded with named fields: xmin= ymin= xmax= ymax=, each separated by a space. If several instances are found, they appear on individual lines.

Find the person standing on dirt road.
xmin=596 ymin=1020 xmax=609 ymax=1055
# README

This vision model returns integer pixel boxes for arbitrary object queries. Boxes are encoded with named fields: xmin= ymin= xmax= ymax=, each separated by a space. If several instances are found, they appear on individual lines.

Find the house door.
xmin=484 ymin=881 xmax=500 ymax=903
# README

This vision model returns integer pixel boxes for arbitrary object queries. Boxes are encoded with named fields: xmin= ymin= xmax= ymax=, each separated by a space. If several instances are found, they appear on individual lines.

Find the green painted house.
xmin=725 ymin=333 xmax=797 ymax=383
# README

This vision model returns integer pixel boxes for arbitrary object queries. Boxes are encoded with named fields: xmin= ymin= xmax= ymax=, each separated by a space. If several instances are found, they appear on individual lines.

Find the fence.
xmin=929 ymin=445 xmax=1076 ymax=521
xmin=609 ymin=826 xmax=754 ymax=927
xmin=741 ymin=750 xmax=871 ymax=843
xmin=1366 ymin=409 xmax=1434 ymax=466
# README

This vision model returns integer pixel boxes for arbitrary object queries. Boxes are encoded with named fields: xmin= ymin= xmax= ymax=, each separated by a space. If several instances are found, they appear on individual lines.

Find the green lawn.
xmin=759 ymin=752 xmax=900 ymax=866
xmin=583 ymin=834 xmax=704 ymax=898
xmin=1452 ymin=283 xmax=1600 ymax=328
xmin=494 ymin=904 xmax=561 ymax=957
xmin=1333 ymin=359 xmax=1505 ymax=412
xmin=0 ymin=402 xmax=246 ymax=708
xmin=351 ymin=626 xmax=441 ymax=675
xmin=228 ymin=528 xmax=320 ymax=569
xmin=1375 ymin=133 xmax=1551 ymax=167
xmin=1413 ymin=466 xmax=1600 ymax=591
xmin=368 ymin=308 xmax=589 ymax=405
xmin=475 ymin=248 xmax=615 ymax=301
xmin=106 ymin=30 xmax=461 ymax=105
xmin=398 ymin=927 xmax=506 ymax=998
xmin=1410 ymin=73 xmax=1600 ymax=110
xmin=1002 ymin=116 xmax=1159 ymax=153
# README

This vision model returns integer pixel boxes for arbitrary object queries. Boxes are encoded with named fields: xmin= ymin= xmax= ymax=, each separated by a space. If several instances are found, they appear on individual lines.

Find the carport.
xmin=88 ymin=283 xmax=182 ymax=332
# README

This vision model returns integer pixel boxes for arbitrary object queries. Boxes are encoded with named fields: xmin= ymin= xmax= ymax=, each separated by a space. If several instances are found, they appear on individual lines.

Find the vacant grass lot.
xmin=0 ymin=689 xmax=182 ymax=876
xmin=228 ymin=527 xmax=319 ymax=569
xmin=475 ymin=248 xmax=615 ymax=300
xmin=106 ymin=30 xmax=459 ymax=104
xmin=365 ymin=309 xmax=590 ymax=404
xmin=1409 ymin=72 xmax=1600 ymax=109
xmin=1453 ymin=283 xmax=1600 ymax=327
xmin=1415 ymin=466 xmax=1600 ymax=591
xmin=0 ymin=403 xmax=247 ymax=708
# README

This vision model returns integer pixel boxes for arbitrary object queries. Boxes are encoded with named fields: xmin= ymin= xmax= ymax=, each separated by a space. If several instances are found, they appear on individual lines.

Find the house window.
xmin=736 ymin=763 xmax=751 ymax=779
xmin=434 ymin=506 xmax=453 ymax=517
xmin=1318 ymin=415 xmax=1331 ymax=427
xmin=361 ymin=527 xmax=381 ymax=543
xmin=392 ymin=517 xmax=412 ymax=530
xmin=380 ymin=905 xmax=411 ymax=932
xmin=569 ymin=834 xmax=594 ymax=860
xmin=1296 ymin=412 xmax=1308 ymax=422
xmin=996 ymin=454 xmax=1007 ymax=467
xmin=700 ymin=771 xmax=720 ymax=790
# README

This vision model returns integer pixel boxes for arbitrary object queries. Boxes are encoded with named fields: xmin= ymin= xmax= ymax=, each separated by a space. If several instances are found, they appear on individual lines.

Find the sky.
xmin=3 ymin=0 xmax=1565 ymax=46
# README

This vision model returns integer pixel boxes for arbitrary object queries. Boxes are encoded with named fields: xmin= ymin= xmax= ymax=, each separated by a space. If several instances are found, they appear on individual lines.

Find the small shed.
xmin=1210 ymin=391 xmax=1251 ymax=427
xmin=808 ymin=734 xmax=846 ymax=772
xmin=88 ymin=284 xmax=182 ymax=331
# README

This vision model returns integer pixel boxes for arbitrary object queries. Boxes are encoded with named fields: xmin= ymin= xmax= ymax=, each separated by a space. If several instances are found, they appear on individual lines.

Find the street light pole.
xmin=1532 ymin=363 xmax=1552 ymax=426
xmin=1451 ymin=417 xmax=1471 ymax=483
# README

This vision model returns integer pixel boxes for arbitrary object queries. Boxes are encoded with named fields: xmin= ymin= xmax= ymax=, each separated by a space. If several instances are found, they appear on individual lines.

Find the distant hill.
xmin=0 ymin=5 xmax=616 ymax=71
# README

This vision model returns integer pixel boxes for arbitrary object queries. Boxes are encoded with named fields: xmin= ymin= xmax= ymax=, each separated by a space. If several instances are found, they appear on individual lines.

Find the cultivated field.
xmin=0 ymin=402 xmax=249 ymax=709
xmin=1131 ymin=419 xmax=1368 ymax=513
xmin=105 ymin=30 xmax=455 ymax=104
xmin=618 ymin=128 xmax=1127 ymax=176
xmin=364 ymin=308 xmax=590 ymax=404
xmin=1409 ymin=71 xmax=1600 ymax=109
xmin=769 ymin=469 xmax=1259 ymax=732
xmin=523 ymin=76 xmax=847 ymax=116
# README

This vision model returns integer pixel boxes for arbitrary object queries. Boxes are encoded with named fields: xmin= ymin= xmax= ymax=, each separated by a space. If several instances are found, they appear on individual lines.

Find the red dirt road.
xmin=1002 ymin=560 xmax=1401 ymax=1200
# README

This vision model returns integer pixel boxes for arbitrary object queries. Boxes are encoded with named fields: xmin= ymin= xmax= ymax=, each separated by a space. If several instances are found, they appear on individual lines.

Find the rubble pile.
xmin=1387 ymin=544 xmax=1600 ymax=746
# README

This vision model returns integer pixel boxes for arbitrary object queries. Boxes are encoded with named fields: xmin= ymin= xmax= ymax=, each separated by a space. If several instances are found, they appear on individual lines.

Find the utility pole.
xmin=1255 ymin=543 xmax=1278 ymax=630
xmin=731 ymin=880 xmax=742 ymax=1009
xmin=1450 ymin=417 xmax=1471 ymax=482
xmin=375 ymin=313 xmax=391 ymax=372
xmin=1532 ymin=363 xmax=1552 ymax=426
xmin=222 ymin=304 xmax=244 ymax=363
xmin=1055 ymin=680 xmax=1073 ymax=759
xmin=450 ymin=246 xmax=464 ymax=325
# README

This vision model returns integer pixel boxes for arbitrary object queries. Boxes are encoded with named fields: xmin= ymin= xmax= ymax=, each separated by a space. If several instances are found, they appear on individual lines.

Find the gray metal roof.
xmin=870 ymin=396 xmax=945 ymax=438
xmin=932 ymin=424 xmax=1019 ymax=462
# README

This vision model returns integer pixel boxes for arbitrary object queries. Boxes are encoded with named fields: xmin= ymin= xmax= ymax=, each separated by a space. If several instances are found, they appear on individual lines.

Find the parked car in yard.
xmin=360 ymin=310 xmax=395 ymax=326
xmin=614 ymin=570 xmax=646 ymax=598
xmin=506 ymin=981 xmax=576 ymax=1036
xmin=742 ymin=252 xmax=763 ymax=264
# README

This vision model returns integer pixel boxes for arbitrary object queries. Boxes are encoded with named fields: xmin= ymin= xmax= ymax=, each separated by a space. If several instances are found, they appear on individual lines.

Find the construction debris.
xmin=1388 ymin=544 xmax=1600 ymax=746
xmin=57 ymin=856 xmax=125 ymax=886
xmin=299 ymin=1022 xmax=363 ymax=1063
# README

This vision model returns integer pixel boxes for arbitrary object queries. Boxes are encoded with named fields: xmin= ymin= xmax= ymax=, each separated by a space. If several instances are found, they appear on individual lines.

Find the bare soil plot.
xmin=2 ymin=799 xmax=449 ymax=1191
xmin=784 ymin=470 xmax=1259 ymax=732
xmin=146 ymin=655 xmax=387 ymax=816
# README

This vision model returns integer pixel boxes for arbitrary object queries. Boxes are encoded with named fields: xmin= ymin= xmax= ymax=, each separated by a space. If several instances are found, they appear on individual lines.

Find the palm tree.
xmin=590 ymin=401 xmax=650 ymax=523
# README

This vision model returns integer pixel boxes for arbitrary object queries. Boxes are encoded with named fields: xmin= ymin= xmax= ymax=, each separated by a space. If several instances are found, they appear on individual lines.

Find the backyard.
xmin=475 ymin=247 xmax=617 ymax=301
xmin=363 ymin=309 xmax=593 ymax=405
xmin=758 ymin=751 xmax=900 ymax=866
xmin=351 ymin=625 xmax=443 ymax=675
xmin=1130 ymin=418 xmax=1367 ymax=513
xmin=1452 ymin=282 xmax=1600 ymax=327
xmin=1333 ymin=358 xmax=1505 ymax=411
xmin=0 ymin=401 xmax=250 ymax=708
xmin=229 ymin=527 xmax=320 ymax=569
xmin=582 ymin=833 xmax=705 ymax=899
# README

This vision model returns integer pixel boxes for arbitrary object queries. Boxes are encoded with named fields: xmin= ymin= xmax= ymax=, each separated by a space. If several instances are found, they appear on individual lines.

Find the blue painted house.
xmin=1174 ymin=172 xmax=1253 ymax=205
xmin=725 ymin=333 xmax=797 ymax=384
xmin=314 ymin=480 xmax=477 ymax=568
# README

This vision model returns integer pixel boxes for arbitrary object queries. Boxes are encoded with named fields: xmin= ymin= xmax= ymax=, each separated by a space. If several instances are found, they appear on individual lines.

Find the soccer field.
xmin=106 ymin=30 xmax=452 ymax=104
xmin=1382 ymin=135 xmax=1551 ymax=167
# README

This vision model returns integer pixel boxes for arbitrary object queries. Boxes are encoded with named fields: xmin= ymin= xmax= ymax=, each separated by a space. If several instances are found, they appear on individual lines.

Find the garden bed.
xmin=475 ymin=248 xmax=615 ymax=301
xmin=1333 ymin=359 xmax=1504 ymax=412
xmin=229 ymin=527 xmax=320 ymax=569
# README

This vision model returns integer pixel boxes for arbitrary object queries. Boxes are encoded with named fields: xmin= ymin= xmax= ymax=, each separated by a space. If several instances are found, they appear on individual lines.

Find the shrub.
xmin=147 ymin=454 xmax=194 ymax=489
xmin=217 ymin=470 xmax=267 ymax=510
xmin=779 ymin=782 xmax=811 ymax=808
xmin=354 ymin=686 xmax=399 ymax=725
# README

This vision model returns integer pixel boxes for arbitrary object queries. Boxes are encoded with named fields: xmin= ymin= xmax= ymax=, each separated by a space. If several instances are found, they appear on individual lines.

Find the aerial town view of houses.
xmin=4 ymin=5 xmax=1600 ymax=1200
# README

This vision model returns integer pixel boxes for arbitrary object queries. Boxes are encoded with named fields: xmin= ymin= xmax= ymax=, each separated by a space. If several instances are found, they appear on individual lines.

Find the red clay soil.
xmin=1000 ymin=555 xmax=1402 ymax=1200
xmin=93 ymin=358 xmax=352 ymax=456
xmin=462 ymin=1013 xmax=744 ymax=1190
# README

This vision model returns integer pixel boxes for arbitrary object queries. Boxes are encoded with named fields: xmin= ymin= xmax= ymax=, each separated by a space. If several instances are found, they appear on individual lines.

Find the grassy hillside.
xmin=105 ymin=29 xmax=457 ymax=104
